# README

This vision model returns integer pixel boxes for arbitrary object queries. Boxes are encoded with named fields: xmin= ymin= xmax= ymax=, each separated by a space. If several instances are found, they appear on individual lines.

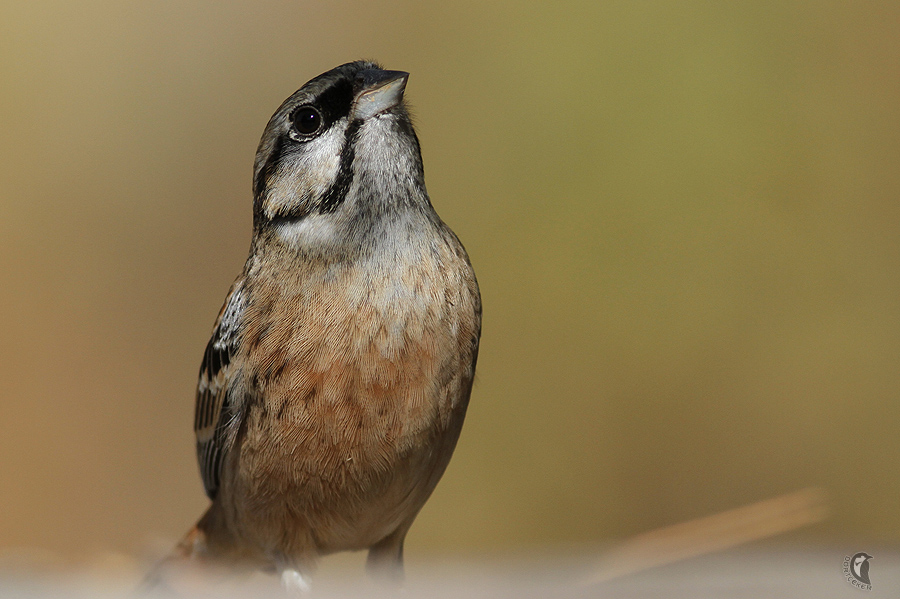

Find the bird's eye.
xmin=290 ymin=106 xmax=322 ymax=136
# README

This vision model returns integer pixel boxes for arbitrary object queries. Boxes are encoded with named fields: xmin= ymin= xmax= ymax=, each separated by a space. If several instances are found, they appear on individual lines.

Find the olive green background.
xmin=1 ymin=1 xmax=897 ymax=564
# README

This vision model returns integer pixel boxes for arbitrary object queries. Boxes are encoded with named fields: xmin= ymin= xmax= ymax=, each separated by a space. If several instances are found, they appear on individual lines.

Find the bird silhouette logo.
xmin=850 ymin=552 xmax=872 ymax=585
xmin=843 ymin=551 xmax=873 ymax=590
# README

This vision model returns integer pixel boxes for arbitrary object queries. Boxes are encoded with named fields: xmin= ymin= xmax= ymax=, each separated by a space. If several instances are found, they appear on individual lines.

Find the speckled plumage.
xmin=175 ymin=61 xmax=481 ymax=586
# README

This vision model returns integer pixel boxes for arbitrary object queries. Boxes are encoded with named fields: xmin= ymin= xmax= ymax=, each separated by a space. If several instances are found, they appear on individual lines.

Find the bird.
xmin=160 ymin=61 xmax=481 ymax=591
xmin=851 ymin=552 xmax=872 ymax=585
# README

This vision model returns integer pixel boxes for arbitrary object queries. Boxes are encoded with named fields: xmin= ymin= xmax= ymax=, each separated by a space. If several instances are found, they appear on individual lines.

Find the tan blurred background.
xmin=0 ymin=0 xmax=898 ymax=569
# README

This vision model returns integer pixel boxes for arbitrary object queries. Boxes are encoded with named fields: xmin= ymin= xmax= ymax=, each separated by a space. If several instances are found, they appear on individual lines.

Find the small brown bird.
xmin=168 ymin=61 xmax=481 ymax=590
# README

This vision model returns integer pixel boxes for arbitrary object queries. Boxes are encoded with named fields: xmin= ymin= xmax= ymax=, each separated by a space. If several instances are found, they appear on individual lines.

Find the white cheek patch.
xmin=262 ymin=125 xmax=345 ymax=219
xmin=274 ymin=212 xmax=339 ymax=248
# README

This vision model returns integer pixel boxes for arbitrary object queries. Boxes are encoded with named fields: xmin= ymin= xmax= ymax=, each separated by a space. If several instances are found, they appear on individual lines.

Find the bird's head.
xmin=250 ymin=61 xmax=428 ymax=256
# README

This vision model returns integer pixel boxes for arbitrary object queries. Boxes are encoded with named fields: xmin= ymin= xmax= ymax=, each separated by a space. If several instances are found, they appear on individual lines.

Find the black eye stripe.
xmin=286 ymin=76 xmax=354 ymax=141
xmin=313 ymin=78 xmax=355 ymax=123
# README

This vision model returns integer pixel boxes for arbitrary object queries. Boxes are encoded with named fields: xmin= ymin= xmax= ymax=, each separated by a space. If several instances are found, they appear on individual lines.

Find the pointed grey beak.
xmin=350 ymin=69 xmax=409 ymax=120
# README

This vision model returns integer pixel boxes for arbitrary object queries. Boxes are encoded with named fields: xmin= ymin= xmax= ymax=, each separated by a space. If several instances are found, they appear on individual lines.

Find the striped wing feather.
xmin=194 ymin=280 xmax=245 ymax=499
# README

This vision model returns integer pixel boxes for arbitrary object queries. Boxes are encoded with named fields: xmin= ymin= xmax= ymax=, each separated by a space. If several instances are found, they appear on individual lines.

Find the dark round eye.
xmin=290 ymin=106 xmax=322 ymax=136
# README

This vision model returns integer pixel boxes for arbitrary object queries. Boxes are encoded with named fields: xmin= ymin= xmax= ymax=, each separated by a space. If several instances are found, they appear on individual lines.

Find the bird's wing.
xmin=194 ymin=279 xmax=246 ymax=500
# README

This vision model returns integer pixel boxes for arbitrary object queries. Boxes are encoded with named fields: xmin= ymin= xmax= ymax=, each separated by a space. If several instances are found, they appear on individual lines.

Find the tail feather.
xmin=137 ymin=520 xmax=210 ymax=594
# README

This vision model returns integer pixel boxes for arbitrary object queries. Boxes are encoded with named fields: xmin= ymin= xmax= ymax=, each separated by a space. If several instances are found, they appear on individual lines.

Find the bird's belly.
xmin=228 ymin=375 xmax=449 ymax=556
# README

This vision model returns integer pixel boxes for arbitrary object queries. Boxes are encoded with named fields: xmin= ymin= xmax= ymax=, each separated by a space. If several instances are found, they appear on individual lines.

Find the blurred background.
xmin=1 ymin=0 xmax=898 ymax=581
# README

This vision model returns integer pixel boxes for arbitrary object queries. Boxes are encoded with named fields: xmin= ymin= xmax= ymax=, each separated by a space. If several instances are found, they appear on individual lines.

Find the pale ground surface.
xmin=0 ymin=546 xmax=897 ymax=598
xmin=3 ymin=489 xmax=886 ymax=597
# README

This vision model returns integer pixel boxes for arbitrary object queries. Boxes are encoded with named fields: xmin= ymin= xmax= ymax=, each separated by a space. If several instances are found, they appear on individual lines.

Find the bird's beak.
xmin=351 ymin=69 xmax=409 ymax=120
